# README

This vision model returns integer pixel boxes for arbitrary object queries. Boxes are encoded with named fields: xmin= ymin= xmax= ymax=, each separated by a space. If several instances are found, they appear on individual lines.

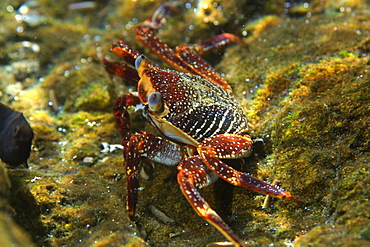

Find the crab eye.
xmin=148 ymin=91 xmax=164 ymax=113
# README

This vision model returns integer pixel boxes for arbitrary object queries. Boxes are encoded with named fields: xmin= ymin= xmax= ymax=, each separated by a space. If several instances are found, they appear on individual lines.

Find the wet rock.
xmin=0 ymin=211 xmax=36 ymax=247
xmin=0 ymin=164 xmax=35 ymax=247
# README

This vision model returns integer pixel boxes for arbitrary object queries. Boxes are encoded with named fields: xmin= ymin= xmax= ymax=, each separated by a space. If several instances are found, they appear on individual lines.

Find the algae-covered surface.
xmin=0 ymin=0 xmax=369 ymax=246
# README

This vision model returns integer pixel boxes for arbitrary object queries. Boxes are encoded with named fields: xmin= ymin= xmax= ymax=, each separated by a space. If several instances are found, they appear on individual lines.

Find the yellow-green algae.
xmin=0 ymin=0 xmax=369 ymax=246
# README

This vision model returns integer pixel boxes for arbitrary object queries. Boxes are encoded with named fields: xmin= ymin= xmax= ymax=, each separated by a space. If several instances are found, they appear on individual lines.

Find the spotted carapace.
xmin=103 ymin=3 xmax=300 ymax=246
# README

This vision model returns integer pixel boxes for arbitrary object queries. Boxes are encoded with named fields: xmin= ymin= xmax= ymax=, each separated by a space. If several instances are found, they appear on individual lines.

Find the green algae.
xmin=0 ymin=0 xmax=369 ymax=246
xmin=74 ymin=83 xmax=111 ymax=112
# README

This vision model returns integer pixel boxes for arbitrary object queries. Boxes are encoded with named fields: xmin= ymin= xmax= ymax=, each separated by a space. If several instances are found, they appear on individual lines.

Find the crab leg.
xmin=177 ymin=156 xmax=246 ymax=247
xmin=103 ymin=41 xmax=160 ymax=85
xmin=113 ymin=93 xmax=142 ymax=139
xmin=114 ymin=93 xmax=184 ymax=218
xmin=110 ymin=41 xmax=141 ymax=65
xmin=198 ymin=134 xmax=300 ymax=202
xmin=102 ymin=58 xmax=140 ymax=85
xmin=135 ymin=3 xmax=245 ymax=92
xmin=124 ymin=131 xmax=183 ymax=218
xmin=175 ymin=44 xmax=233 ymax=92
xmin=188 ymin=33 xmax=246 ymax=56
xmin=136 ymin=25 xmax=192 ymax=73
xmin=174 ymin=33 xmax=246 ymax=93
xmin=135 ymin=3 xmax=190 ymax=72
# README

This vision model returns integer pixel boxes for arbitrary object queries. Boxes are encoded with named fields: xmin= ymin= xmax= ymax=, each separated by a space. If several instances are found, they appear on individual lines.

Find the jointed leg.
xmin=198 ymin=133 xmax=300 ymax=202
xmin=177 ymin=156 xmax=246 ymax=247
xmin=102 ymin=41 xmax=141 ymax=85
xmin=120 ymin=131 xmax=183 ymax=218
xmin=113 ymin=93 xmax=142 ymax=139
xmin=189 ymin=33 xmax=246 ymax=56
xmin=102 ymin=41 xmax=160 ymax=85
xmin=135 ymin=2 xmax=246 ymax=92
xmin=114 ymin=93 xmax=184 ymax=218
xmin=175 ymin=34 xmax=246 ymax=92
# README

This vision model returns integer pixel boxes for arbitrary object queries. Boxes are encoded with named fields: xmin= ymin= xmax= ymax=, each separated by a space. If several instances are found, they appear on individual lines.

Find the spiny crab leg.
xmin=113 ymin=93 xmax=141 ymax=139
xmin=202 ymin=153 xmax=299 ymax=201
xmin=124 ymin=131 xmax=183 ymax=218
xmin=177 ymin=156 xmax=246 ymax=247
xmin=178 ymin=134 xmax=299 ymax=245
xmin=135 ymin=25 xmax=191 ymax=73
xmin=177 ymin=133 xmax=299 ymax=245
xmin=136 ymin=3 xmax=189 ymax=72
xmin=110 ymin=41 xmax=160 ymax=70
xmin=198 ymin=134 xmax=301 ymax=202
xmin=144 ymin=2 xmax=180 ymax=30
xmin=102 ymin=58 xmax=140 ymax=85
xmin=135 ymin=3 xmax=245 ymax=93
xmin=175 ymin=44 xmax=234 ymax=92
xmin=174 ymin=34 xmax=247 ymax=93
xmin=114 ymin=93 xmax=184 ymax=218
xmin=189 ymin=33 xmax=246 ymax=56
xmin=102 ymin=41 xmax=160 ymax=86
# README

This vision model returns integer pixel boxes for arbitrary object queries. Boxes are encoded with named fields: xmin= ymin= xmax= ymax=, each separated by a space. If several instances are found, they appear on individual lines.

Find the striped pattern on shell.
xmin=145 ymin=69 xmax=248 ymax=143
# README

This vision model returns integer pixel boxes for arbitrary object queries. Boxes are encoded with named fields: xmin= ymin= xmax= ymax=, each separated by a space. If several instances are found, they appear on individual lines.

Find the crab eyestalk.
xmin=135 ymin=55 xmax=152 ymax=77
xmin=136 ymin=55 xmax=157 ymax=104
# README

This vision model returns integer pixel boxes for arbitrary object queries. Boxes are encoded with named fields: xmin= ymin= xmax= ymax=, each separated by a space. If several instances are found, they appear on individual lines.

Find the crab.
xmin=102 ymin=3 xmax=299 ymax=246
